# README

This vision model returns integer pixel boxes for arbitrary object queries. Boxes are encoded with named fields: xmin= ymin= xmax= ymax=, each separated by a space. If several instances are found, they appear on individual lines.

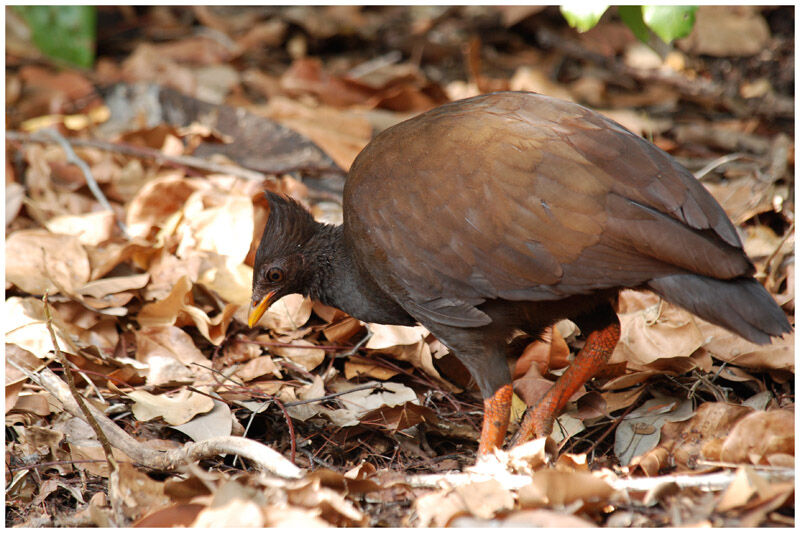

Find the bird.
xmin=248 ymin=91 xmax=791 ymax=456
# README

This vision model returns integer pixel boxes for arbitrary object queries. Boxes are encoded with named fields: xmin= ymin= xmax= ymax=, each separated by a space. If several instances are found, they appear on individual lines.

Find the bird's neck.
xmin=306 ymin=223 xmax=414 ymax=325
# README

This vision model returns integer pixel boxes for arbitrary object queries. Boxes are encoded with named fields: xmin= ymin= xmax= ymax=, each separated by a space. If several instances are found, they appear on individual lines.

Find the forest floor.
xmin=5 ymin=6 xmax=794 ymax=527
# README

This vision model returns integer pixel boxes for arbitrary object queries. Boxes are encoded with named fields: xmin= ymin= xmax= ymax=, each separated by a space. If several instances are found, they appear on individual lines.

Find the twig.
xmin=334 ymin=326 xmax=373 ymax=359
xmin=43 ymin=293 xmax=117 ymax=473
xmin=583 ymin=400 xmax=640 ymax=458
xmin=693 ymin=153 xmax=750 ymax=180
xmin=406 ymin=465 xmax=794 ymax=492
xmin=6 ymin=129 xmax=273 ymax=182
xmin=10 ymin=361 xmax=303 ymax=479
xmin=42 ymin=293 xmax=123 ymax=525
xmin=38 ymin=128 xmax=129 ymax=237
xmin=759 ymin=221 xmax=794 ymax=284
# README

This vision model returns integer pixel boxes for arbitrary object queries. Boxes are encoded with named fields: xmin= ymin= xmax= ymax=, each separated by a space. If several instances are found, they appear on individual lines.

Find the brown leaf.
xmin=611 ymin=291 xmax=705 ymax=370
xmin=659 ymin=402 xmax=753 ymax=468
xmin=128 ymin=389 xmax=215 ymax=425
xmin=360 ymin=402 xmax=438 ymax=432
xmin=45 ymin=211 xmax=115 ymax=246
xmin=6 ymin=229 xmax=90 ymax=295
xmin=521 ymin=470 xmax=616 ymax=508
xmin=720 ymin=409 xmax=794 ymax=464
xmin=344 ymin=355 xmax=400 ymax=381
xmin=697 ymin=320 xmax=794 ymax=371
xmin=270 ymin=339 xmax=326 ymax=372
xmin=79 ymin=273 xmax=150 ymax=298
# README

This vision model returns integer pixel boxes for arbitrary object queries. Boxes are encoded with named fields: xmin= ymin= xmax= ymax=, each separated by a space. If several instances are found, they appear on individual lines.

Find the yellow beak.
xmin=248 ymin=290 xmax=277 ymax=328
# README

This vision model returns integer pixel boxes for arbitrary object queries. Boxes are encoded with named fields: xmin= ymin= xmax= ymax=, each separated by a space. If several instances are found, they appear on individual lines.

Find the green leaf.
xmin=559 ymin=4 xmax=609 ymax=32
xmin=13 ymin=6 xmax=96 ymax=68
xmin=618 ymin=6 xmax=650 ymax=43
xmin=642 ymin=5 xmax=697 ymax=43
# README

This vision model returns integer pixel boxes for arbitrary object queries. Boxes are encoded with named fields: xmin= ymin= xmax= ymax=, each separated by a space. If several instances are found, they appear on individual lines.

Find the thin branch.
xmin=10 ymin=360 xmax=303 ymax=479
xmin=693 ymin=153 xmax=750 ymax=180
xmin=38 ymin=128 xmax=129 ymax=237
xmin=43 ymin=293 xmax=117 ymax=474
xmin=7 ymin=129 xmax=293 ymax=181
xmin=406 ymin=465 xmax=795 ymax=492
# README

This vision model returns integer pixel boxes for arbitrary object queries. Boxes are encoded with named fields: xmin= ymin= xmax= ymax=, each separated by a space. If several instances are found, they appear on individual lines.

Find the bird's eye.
xmin=266 ymin=267 xmax=284 ymax=283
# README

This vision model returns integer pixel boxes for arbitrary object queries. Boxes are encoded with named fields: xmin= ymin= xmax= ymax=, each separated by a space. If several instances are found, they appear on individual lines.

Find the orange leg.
xmin=477 ymin=383 xmax=513 ymax=455
xmin=512 ymin=322 xmax=621 ymax=445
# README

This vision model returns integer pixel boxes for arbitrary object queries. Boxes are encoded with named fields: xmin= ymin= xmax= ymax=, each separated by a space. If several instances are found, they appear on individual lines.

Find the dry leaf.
xmin=234 ymin=355 xmax=281 ymax=382
xmin=270 ymin=339 xmax=326 ymax=371
xmin=128 ymin=389 xmax=215 ymax=425
xmin=520 ymin=470 xmax=616 ymax=508
xmin=5 ymin=297 xmax=77 ymax=357
xmin=79 ymin=273 xmax=150 ymax=298
xmin=326 ymin=381 xmax=418 ymax=427
xmin=45 ymin=210 xmax=115 ymax=246
xmin=171 ymin=399 xmax=233 ymax=441
xmin=176 ymin=191 xmax=254 ymax=262
xmin=6 ymin=229 xmax=90 ymax=295
xmin=260 ymin=293 xmax=313 ymax=334
xmin=720 ymin=409 xmax=794 ymax=464
xmin=366 ymin=324 xmax=429 ymax=350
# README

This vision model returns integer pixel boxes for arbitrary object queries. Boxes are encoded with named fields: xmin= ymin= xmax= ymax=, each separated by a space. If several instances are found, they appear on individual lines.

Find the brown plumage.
xmin=250 ymin=92 xmax=791 ymax=456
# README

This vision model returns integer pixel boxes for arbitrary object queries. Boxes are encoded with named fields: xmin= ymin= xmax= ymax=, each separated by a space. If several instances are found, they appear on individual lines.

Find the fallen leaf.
xmin=128 ymin=389 xmax=215 ymax=425
xmin=171 ymin=399 xmax=233 ymax=441
xmin=614 ymin=397 xmax=694 ymax=465
xmin=45 ymin=210 xmax=116 ymax=246
xmin=6 ymin=229 xmax=91 ymax=295
xmin=326 ymin=381 xmax=418 ymax=427
xmin=720 ymin=409 xmax=794 ymax=464
xmin=78 ymin=273 xmax=150 ymax=298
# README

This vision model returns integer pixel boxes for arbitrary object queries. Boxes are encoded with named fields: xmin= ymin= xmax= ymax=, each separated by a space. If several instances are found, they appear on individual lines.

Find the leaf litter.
xmin=5 ymin=5 xmax=794 ymax=527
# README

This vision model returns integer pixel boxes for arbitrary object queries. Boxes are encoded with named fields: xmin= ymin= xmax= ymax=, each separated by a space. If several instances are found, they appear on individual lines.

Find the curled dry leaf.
xmin=716 ymin=465 xmax=770 ymax=512
xmin=171 ymin=399 xmax=233 ymax=442
xmin=233 ymin=355 xmax=281 ymax=382
xmin=125 ymin=173 xmax=204 ymax=238
xmin=611 ymin=291 xmax=705 ymax=370
xmin=134 ymin=326 xmax=210 ymax=386
xmin=344 ymin=355 xmax=400 ymax=381
xmin=519 ymin=470 xmax=616 ymax=509
xmin=45 ymin=210 xmax=116 ymax=246
xmin=325 ymin=380 xmax=418 ymax=427
xmin=6 ymin=181 xmax=25 ymax=226
xmin=137 ymin=275 xmax=238 ymax=345
xmin=415 ymin=479 xmax=515 ymax=527
xmin=6 ymin=229 xmax=90 ymax=295
xmin=286 ymin=477 xmax=367 ymax=527
xmin=697 ymin=319 xmax=794 ymax=371
xmin=192 ymin=495 xmax=265 ymax=528
xmin=513 ymin=324 xmax=570 ymax=379
xmin=5 ymin=297 xmax=77 ymax=357
xmin=177 ymin=191 xmax=254 ymax=263
xmin=366 ymin=323 xmax=429 ymax=349
xmin=270 ymin=339 xmax=326 ymax=372
xmin=259 ymin=293 xmax=313 ymax=334
xmin=720 ymin=409 xmax=794 ymax=465
xmin=659 ymin=401 xmax=753 ymax=469
xmin=78 ymin=273 xmax=150 ymax=298
xmin=197 ymin=252 xmax=253 ymax=306
xmin=128 ymin=388 xmax=215 ymax=425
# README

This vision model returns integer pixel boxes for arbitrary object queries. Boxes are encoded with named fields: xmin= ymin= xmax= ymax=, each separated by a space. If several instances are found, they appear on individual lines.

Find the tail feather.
xmin=648 ymin=274 xmax=791 ymax=345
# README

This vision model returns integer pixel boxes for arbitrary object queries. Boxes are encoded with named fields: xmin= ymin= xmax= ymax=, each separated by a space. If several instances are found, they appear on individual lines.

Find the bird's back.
xmin=343 ymin=92 xmax=786 ymax=342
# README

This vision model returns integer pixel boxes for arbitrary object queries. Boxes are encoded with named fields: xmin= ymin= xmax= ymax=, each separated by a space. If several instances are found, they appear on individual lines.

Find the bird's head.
xmin=248 ymin=192 xmax=319 ymax=328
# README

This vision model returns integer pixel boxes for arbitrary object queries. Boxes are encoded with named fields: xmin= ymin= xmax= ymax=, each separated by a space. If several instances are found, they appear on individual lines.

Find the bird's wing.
xmin=344 ymin=92 xmax=751 ymax=328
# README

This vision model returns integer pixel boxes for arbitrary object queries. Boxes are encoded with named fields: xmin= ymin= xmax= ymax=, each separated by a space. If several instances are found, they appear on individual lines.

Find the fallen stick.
xmin=11 ymin=361 xmax=303 ymax=480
